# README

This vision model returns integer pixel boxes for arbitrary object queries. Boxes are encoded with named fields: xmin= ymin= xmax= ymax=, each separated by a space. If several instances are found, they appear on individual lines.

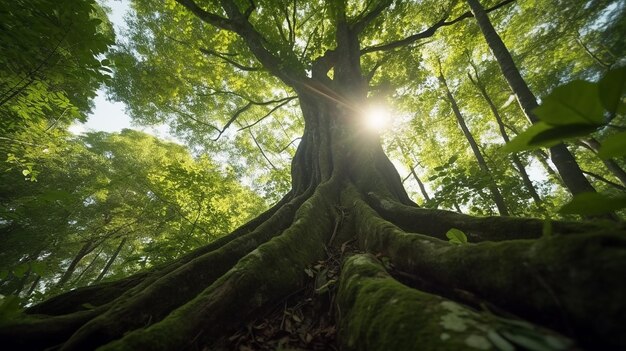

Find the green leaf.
xmin=528 ymin=124 xmax=598 ymax=146
xmin=559 ymin=192 xmax=626 ymax=215
xmin=534 ymin=80 xmax=604 ymax=126
xmin=501 ymin=122 xmax=553 ymax=153
xmin=446 ymin=155 xmax=459 ymax=165
xmin=13 ymin=263 xmax=29 ymax=278
xmin=22 ymin=169 xmax=30 ymax=176
xmin=30 ymin=262 xmax=47 ymax=276
xmin=598 ymin=66 xmax=626 ymax=115
xmin=446 ymin=228 xmax=468 ymax=244
xmin=0 ymin=295 xmax=22 ymax=322
xmin=597 ymin=131 xmax=626 ymax=159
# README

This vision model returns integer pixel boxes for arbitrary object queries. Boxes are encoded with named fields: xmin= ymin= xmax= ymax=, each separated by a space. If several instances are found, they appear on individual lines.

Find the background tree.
xmin=1 ymin=0 xmax=625 ymax=350
xmin=0 ymin=129 xmax=264 ymax=303
xmin=0 ymin=0 xmax=114 ymax=181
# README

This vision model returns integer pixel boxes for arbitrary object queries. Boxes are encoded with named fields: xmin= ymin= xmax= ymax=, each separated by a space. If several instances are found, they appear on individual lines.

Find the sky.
xmin=69 ymin=0 xmax=179 ymax=142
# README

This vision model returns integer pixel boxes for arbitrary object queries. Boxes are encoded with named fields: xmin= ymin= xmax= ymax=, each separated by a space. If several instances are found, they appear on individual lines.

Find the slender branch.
xmin=247 ymin=125 xmax=278 ymax=171
xmin=244 ymin=0 xmax=255 ymax=18
xmin=214 ymin=96 xmax=296 ymax=140
xmin=164 ymin=105 xmax=221 ymax=134
xmin=219 ymin=0 xmax=305 ymax=86
xmin=237 ymin=97 xmax=296 ymax=131
xmin=212 ymin=102 xmax=252 ymax=141
xmin=198 ymin=47 xmax=261 ymax=71
xmin=278 ymin=137 xmax=301 ymax=153
xmin=352 ymin=0 xmax=394 ymax=34
xmin=361 ymin=0 xmax=516 ymax=54
xmin=163 ymin=34 xmax=260 ymax=71
xmin=175 ymin=0 xmax=235 ymax=31
xmin=582 ymin=170 xmax=626 ymax=191
xmin=576 ymin=34 xmax=611 ymax=69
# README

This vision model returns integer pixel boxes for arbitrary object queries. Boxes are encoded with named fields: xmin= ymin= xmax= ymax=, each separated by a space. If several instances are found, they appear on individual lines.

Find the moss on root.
xmin=365 ymin=192 xmax=621 ymax=241
xmin=351 ymin=196 xmax=626 ymax=349
xmin=94 ymin=184 xmax=338 ymax=350
xmin=337 ymin=254 xmax=573 ymax=351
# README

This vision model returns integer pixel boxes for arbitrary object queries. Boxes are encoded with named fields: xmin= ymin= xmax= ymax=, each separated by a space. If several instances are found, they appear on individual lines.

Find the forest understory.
xmin=3 ymin=175 xmax=625 ymax=350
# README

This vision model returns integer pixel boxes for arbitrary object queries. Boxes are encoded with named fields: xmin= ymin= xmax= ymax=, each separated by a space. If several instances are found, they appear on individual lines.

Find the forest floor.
xmin=211 ymin=243 xmax=357 ymax=351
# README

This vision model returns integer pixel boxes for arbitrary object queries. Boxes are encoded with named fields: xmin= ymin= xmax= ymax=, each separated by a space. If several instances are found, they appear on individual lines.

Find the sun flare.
xmin=363 ymin=105 xmax=391 ymax=131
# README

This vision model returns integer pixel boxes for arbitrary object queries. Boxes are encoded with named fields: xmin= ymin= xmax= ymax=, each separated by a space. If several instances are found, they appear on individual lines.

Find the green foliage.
xmin=0 ymin=0 xmax=115 ymax=182
xmin=446 ymin=228 xmax=468 ymax=245
xmin=504 ymin=67 xmax=625 ymax=152
xmin=0 ymin=295 xmax=22 ymax=323
xmin=559 ymin=192 xmax=626 ymax=216
xmin=0 ymin=130 xmax=265 ymax=302
xmin=597 ymin=131 xmax=626 ymax=159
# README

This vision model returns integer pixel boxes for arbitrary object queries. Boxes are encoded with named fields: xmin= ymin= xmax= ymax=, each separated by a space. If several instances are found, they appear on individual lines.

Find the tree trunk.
xmin=467 ymin=65 xmax=543 ymax=207
xmin=465 ymin=0 xmax=596 ymax=196
xmin=393 ymin=138 xmax=432 ymax=204
xmin=410 ymin=166 xmax=431 ymax=202
xmin=2 ymin=2 xmax=625 ymax=350
xmin=438 ymin=71 xmax=510 ymax=216
xmin=56 ymin=241 xmax=95 ymax=288
xmin=94 ymin=238 xmax=127 ymax=284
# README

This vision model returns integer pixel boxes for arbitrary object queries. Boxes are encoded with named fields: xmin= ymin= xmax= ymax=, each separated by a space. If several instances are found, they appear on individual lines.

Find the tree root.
xmin=337 ymin=253 xmax=574 ymax=351
xmin=94 ymin=184 xmax=337 ymax=350
xmin=2 ymin=183 xmax=625 ymax=350
xmin=366 ymin=192 xmax=618 ymax=241
xmin=353 ymin=195 xmax=626 ymax=349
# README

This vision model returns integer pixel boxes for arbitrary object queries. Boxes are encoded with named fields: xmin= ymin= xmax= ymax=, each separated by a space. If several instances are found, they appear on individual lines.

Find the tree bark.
xmin=465 ymin=0 xmax=597 ymax=196
xmin=438 ymin=71 xmax=510 ymax=216
xmin=2 ymin=2 xmax=625 ymax=351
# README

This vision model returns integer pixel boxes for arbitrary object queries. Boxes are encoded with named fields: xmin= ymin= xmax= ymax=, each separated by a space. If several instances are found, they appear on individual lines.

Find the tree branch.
xmin=175 ymin=0 xmax=235 ymax=31
xmin=198 ymin=47 xmax=262 ymax=71
xmin=213 ymin=96 xmax=296 ymax=140
xmin=352 ymin=0 xmax=394 ymax=34
xmin=237 ymin=97 xmax=296 ymax=132
xmin=361 ymin=0 xmax=516 ymax=55
xmin=582 ymin=169 xmax=626 ymax=191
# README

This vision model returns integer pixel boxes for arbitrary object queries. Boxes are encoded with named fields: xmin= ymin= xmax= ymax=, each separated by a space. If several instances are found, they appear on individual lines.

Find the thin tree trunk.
xmin=393 ymin=138 xmax=432 ymax=203
xmin=581 ymin=137 xmax=626 ymax=187
xmin=56 ymin=241 xmax=95 ymax=288
xmin=71 ymin=246 xmax=106 ymax=287
xmin=466 ymin=0 xmax=596 ymax=196
xmin=409 ymin=166 xmax=431 ymax=202
xmin=438 ymin=71 xmax=510 ymax=216
xmin=467 ymin=65 xmax=543 ymax=207
xmin=26 ymin=275 xmax=41 ymax=298
xmin=94 ymin=238 xmax=127 ymax=284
